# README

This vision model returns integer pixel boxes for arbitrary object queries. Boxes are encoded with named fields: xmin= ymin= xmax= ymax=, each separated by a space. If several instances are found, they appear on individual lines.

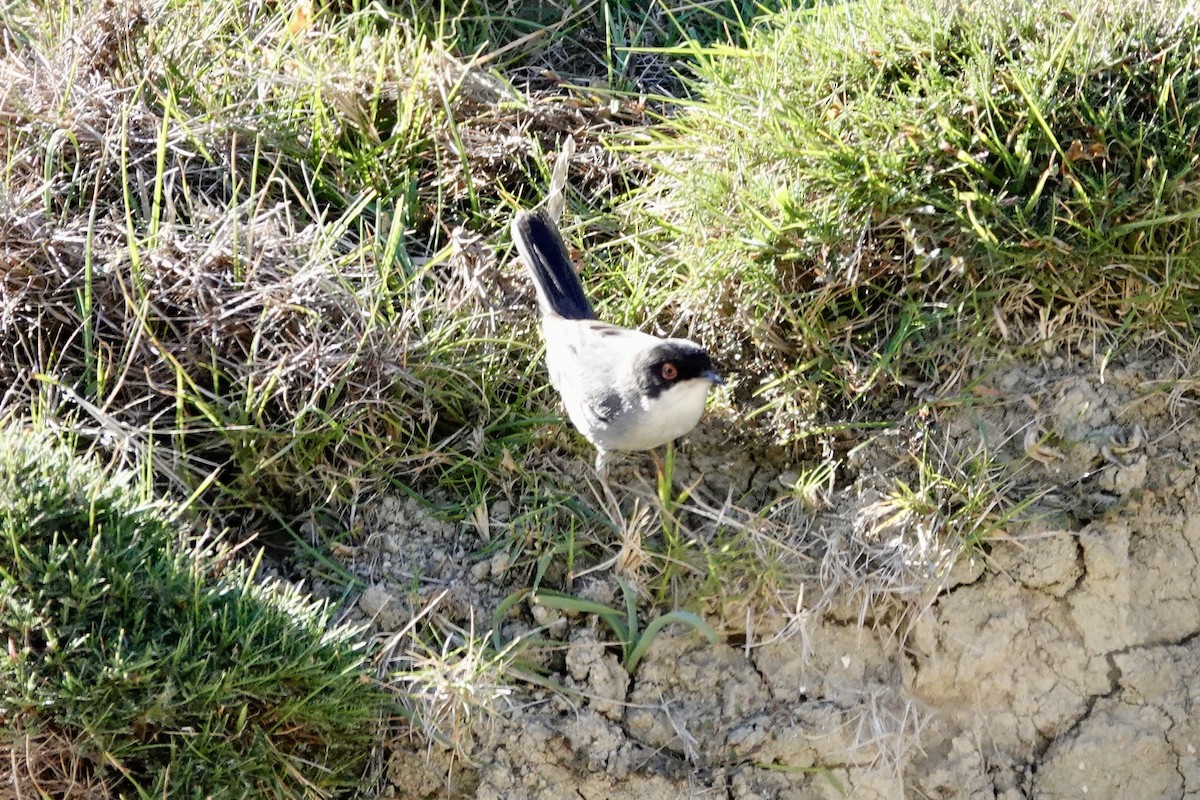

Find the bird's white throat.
xmin=609 ymin=377 xmax=715 ymax=452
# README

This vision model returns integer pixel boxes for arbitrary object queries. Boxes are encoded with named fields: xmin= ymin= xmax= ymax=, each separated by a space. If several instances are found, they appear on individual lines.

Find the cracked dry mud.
xmin=345 ymin=347 xmax=1200 ymax=799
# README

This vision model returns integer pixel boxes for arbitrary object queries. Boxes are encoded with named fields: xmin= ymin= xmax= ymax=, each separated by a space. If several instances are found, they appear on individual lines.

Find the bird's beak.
xmin=702 ymin=369 xmax=725 ymax=385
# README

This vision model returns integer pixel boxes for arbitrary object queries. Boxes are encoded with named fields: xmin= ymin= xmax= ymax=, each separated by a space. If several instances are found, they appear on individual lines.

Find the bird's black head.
xmin=637 ymin=341 xmax=723 ymax=399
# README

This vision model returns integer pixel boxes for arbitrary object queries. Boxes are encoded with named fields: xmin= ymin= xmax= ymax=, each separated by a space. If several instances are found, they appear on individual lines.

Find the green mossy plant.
xmin=0 ymin=428 xmax=382 ymax=798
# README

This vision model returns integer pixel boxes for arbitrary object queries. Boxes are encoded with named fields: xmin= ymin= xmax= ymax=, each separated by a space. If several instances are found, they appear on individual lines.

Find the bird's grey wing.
xmin=575 ymin=374 xmax=624 ymax=423
xmin=542 ymin=318 xmax=656 ymax=432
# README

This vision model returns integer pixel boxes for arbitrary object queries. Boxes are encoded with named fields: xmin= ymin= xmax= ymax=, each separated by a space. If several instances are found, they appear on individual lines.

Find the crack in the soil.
xmin=939 ymin=568 xmax=986 ymax=596
xmin=1104 ymin=629 xmax=1200 ymax=659
xmin=1030 ymin=650 xmax=1124 ymax=765
xmin=1104 ymin=652 xmax=1122 ymax=691
xmin=1030 ymin=686 xmax=1101 ymax=764
xmin=1067 ymin=531 xmax=1087 ymax=594
xmin=744 ymin=648 xmax=775 ymax=701
xmin=1182 ymin=515 xmax=1200 ymax=569
xmin=1170 ymin=725 xmax=1189 ymax=794
xmin=1028 ymin=632 xmax=1198 ymax=772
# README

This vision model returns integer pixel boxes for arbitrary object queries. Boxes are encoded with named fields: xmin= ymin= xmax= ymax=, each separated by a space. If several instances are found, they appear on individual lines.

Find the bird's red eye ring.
xmin=660 ymin=362 xmax=678 ymax=381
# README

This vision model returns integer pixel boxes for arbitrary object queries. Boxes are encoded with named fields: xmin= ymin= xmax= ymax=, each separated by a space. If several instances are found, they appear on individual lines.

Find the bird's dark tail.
xmin=511 ymin=209 xmax=595 ymax=320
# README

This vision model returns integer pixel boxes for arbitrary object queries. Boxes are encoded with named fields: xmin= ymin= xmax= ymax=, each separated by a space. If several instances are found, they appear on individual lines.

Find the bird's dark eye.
xmin=660 ymin=362 xmax=678 ymax=381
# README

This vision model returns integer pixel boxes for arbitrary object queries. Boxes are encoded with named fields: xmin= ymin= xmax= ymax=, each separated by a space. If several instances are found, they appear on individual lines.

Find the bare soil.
xmin=343 ymin=345 xmax=1200 ymax=799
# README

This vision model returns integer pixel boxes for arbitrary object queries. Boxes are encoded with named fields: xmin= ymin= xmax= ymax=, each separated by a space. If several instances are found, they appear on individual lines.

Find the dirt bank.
xmin=347 ymin=345 xmax=1200 ymax=799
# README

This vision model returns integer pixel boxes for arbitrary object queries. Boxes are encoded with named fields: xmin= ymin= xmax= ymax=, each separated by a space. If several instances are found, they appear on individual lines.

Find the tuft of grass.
xmin=2 ymin=0 xmax=778 ymax=544
xmin=621 ymin=0 xmax=1200 ymax=443
xmin=786 ymin=415 xmax=1040 ymax=634
xmin=494 ymin=580 xmax=718 ymax=674
xmin=389 ymin=612 xmax=521 ymax=760
xmin=0 ymin=426 xmax=383 ymax=798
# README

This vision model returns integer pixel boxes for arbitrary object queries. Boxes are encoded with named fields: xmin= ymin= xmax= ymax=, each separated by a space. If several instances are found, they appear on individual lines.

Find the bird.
xmin=511 ymin=207 xmax=723 ymax=478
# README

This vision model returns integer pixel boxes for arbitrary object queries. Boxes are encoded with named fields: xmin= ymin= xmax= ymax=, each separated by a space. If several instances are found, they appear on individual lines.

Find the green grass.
xmin=0 ymin=427 xmax=382 ymax=797
xmin=619 ymin=0 xmax=1200 ymax=442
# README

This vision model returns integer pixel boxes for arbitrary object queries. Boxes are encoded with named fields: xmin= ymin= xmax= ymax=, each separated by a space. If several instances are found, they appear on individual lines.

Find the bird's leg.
xmin=595 ymin=450 xmax=621 ymax=510
xmin=595 ymin=449 xmax=613 ymax=483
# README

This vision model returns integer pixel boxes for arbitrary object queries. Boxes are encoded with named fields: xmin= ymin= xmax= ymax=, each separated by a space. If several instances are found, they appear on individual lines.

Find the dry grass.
xmin=3 ymin=726 xmax=121 ymax=799
xmin=0 ymin=0 xmax=658 ymax=538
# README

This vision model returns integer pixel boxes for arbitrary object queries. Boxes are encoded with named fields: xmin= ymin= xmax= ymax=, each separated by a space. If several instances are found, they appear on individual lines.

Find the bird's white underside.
xmin=585 ymin=376 xmax=712 ymax=453
xmin=539 ymin=315 xmax=718 ymax=474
